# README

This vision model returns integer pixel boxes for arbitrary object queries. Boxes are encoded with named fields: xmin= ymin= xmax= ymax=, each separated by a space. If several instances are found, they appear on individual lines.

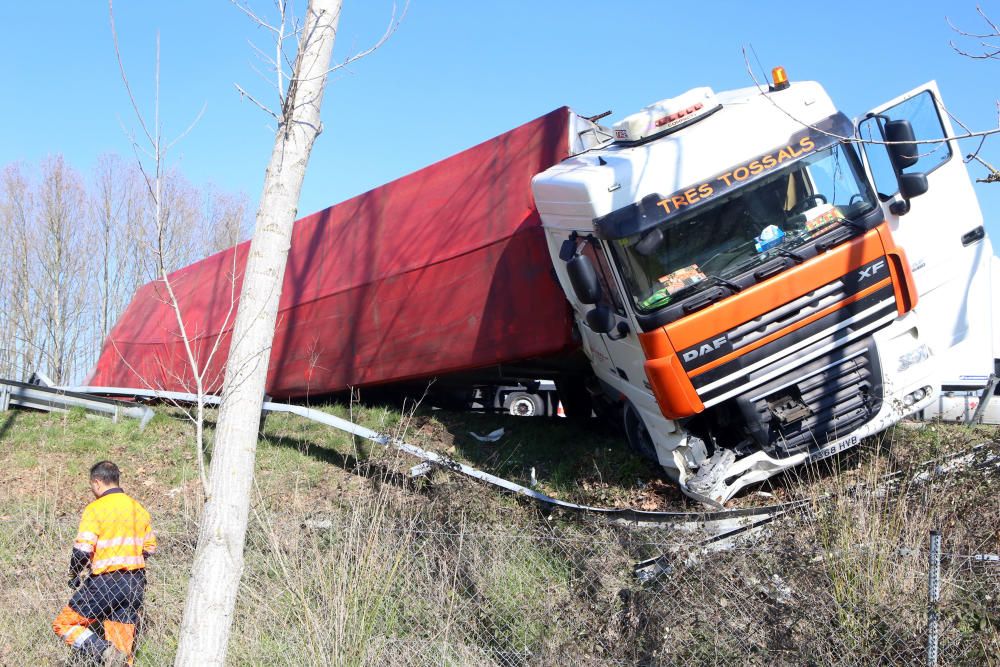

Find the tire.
xmin=505 ymin=391 xmax=544 ymax=417
xmin=623 ymin=402 xmax=658 ymax=463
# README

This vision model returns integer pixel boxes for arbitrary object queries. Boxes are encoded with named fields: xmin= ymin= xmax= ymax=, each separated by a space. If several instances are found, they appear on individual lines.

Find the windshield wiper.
xmin=836 ymin=217 xmax=867 ymax=232
xmin=707 ymin=275 xmax=743 ymax=292
xmin=772 ymin=248 xmax=806 ymax=263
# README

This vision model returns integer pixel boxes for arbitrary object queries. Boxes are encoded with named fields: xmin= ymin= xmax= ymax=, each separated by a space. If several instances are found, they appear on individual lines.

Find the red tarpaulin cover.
xmin=88 ymin=108 xmax=579 ymax=397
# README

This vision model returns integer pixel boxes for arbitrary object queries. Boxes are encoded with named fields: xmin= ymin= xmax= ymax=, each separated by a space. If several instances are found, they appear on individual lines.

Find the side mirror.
xmin=879 ymin=118 xmax=928 ymax=216
xmin=885 ymin=119 xmax=919 ymax=171
xmin=898 ymin=172 xmax=928 ymax=199
xmin=889 ymin=172 xmax=930 ymax=216
xmin=567 ymin=254 xmax=602 ymax=304
xmin=585 ymin=304 xmax=616 ymax=334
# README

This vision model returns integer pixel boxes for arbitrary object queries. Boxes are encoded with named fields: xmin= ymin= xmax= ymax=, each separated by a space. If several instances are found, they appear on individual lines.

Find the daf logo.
xmin=682 ymin=336 xmax=728 ymax=363
xmin=858 ymin=259 xmax=886 ymax=281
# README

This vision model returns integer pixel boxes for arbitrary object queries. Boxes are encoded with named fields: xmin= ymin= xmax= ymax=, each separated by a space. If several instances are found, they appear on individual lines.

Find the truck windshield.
xmin=609 ymin=143 xmax=878 ymax=313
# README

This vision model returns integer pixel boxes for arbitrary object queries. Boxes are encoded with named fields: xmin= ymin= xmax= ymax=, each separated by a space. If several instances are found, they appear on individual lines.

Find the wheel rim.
xmin=509 ymin=397 xmax=535 ymax=416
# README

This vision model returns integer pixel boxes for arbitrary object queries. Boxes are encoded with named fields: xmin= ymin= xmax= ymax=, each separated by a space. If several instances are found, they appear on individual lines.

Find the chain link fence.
xmin=1 ymin=487 xmax=996 ymax=666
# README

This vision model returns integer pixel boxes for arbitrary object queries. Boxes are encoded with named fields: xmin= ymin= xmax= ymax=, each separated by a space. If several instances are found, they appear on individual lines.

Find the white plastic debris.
xmin=469 ymin=428 xmax=505 ymax=442
xmin=410 ymin=462 xmax=434 ymax=478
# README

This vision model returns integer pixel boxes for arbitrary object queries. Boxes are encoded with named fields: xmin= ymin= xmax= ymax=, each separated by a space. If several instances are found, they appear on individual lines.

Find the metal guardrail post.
xmin=926 ymin=529 xmax=941 ymax=667
xmin=968 ymin=373 xmax=998 ymax=425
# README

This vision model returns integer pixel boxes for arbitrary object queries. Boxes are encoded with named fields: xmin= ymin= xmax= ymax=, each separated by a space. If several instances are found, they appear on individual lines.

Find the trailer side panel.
xmin=88 ymin=108 xmax=579 ymax=397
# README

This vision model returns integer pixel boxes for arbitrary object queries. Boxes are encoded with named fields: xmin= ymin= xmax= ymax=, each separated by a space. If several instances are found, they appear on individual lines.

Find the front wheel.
xmin=623 ymin=402 xmax=658 ymax=463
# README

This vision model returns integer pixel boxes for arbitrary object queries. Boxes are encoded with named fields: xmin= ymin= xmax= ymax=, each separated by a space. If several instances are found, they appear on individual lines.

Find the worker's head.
xmin=89 ymin=460 xmax=121 ymax=498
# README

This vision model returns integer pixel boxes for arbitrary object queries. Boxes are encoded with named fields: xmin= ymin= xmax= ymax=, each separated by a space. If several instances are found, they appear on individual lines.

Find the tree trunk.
xmin=173 ymin=2 xmax=341 ymax=664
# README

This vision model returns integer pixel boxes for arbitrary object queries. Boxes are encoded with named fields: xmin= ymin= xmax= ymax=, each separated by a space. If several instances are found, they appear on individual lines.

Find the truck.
xmin=88 ymin=69 xmax=998 ymax=505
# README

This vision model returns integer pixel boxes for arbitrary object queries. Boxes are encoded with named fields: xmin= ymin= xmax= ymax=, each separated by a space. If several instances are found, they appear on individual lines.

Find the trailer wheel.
xmin=624 ymin=402 xmax=658 ymax=463
xmin=506 ymin=392 xmax=543 ymax=417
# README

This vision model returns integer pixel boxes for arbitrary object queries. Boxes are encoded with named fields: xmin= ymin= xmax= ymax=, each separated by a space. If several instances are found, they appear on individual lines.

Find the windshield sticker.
xmin=804 ymin=205 xmax=845 ymax=231
xmin=659 ymin=264 xmax=706 ymax=294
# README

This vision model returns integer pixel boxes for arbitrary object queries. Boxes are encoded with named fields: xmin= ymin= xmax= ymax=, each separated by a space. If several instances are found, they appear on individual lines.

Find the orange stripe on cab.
xmin=688 ymin=276 xmax=891 ymax=378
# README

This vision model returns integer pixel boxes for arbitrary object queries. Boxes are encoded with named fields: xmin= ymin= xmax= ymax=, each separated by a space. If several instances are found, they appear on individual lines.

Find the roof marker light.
xmin=770 ymin=66 xmax=790 ymax=91
xmin=612 ymin=88 xmax=720 ymax=144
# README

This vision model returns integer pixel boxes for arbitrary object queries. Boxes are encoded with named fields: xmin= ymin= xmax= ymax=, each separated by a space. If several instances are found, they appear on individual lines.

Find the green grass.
xmin=0 ymin=403 xmax=996 ymax=666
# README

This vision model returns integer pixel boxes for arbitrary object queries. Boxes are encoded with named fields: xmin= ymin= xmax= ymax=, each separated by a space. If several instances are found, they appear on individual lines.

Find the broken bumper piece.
xmin=683 ymin=448 xmax=809 ymax=507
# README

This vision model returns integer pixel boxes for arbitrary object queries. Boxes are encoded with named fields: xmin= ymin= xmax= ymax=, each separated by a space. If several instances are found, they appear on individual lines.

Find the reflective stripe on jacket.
xmin=72 ymin=489 xmax=156 ymax=575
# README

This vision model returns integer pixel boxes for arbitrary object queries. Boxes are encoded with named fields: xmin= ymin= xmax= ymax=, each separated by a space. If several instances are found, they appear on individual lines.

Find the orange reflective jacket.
xmin=72 ymin=489 xmax=156 ymax=575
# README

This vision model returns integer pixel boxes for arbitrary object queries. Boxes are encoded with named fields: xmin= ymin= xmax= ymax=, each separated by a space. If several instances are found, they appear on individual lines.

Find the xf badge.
xmin=858 ymin=259 xmax=886 ymax=281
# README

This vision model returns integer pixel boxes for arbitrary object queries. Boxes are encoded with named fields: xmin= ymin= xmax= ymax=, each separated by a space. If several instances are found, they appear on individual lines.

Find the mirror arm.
xmin=607 ymin=321 xmax=631 ymax=340
xmin=889 ymin=199 xmax=911 ymax=216
xmin=865 ymin=112 xmax=890 ymax=142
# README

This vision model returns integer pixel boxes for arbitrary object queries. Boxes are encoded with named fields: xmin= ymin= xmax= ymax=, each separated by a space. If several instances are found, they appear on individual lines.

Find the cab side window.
xmin=580 ymin=240 xmax=625 ymax=315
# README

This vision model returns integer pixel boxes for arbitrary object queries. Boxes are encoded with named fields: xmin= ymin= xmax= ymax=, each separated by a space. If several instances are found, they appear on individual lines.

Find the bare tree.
xmin=173 ymin=0 xmax=398 ymax=661
xmin=33 ymin=156 xmax=91 ymax=384
xmin=153 ymin=170 xmax=206 ymax=276
xmin=0 ymin=148 xmax=247 ymax=386
xmin=202 ymin=185 xmax=251 ymax=255
xmin=91 ymin=154 xmax=147 ymax=347
xmin=0 ymin=164 xmax=38 ymax=379
xmin=108 ymin=0 xmax=237 ymax=495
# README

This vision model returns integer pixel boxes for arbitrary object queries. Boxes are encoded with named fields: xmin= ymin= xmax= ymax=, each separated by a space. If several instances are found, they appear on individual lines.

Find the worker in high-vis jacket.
xmin=52 ymin=461 xmax=156 ymax=666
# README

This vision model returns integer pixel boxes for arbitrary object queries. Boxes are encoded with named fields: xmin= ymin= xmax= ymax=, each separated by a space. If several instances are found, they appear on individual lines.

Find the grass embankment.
xmin=0 ymin=404 xmax=996 ymax=665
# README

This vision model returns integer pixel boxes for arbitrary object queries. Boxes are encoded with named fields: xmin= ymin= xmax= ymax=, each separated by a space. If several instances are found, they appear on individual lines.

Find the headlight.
xmin=898 ymin=344 xmax=931 ymax=372
xmin=903 ymin=386 xmax=931 ymax=408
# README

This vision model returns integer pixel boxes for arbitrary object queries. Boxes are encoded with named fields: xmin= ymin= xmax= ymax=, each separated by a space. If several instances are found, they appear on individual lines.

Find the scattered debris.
xmin=469 ymin=428 xmax=505 ymax=443
xmin=409 ymin=462 xmax=434 ymax=478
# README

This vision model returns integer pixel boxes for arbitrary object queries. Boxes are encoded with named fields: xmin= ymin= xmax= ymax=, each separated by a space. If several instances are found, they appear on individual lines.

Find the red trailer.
xmin=88 ymin=108 xmax=582 ymax=398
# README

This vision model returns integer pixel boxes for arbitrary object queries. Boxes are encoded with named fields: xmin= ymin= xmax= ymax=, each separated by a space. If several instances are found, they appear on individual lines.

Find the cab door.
xmin=569 ymin=238 xmax=649 ymax=394
xmin=857 ymin=81 xmax=995 ymax=389
xmin=592 ymin=240 xmax=651 ymax=395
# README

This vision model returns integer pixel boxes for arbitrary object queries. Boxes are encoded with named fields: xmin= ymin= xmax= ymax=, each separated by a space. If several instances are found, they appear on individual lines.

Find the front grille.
xmin=735 ymin=338 xmax=882 ymax=456
xmin=728 ymin=279 xmax=850 ymax=353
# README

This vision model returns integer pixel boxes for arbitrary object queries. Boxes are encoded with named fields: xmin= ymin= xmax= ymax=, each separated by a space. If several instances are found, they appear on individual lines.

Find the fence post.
xmin=926 ymin=529 xmax=941 ymax=667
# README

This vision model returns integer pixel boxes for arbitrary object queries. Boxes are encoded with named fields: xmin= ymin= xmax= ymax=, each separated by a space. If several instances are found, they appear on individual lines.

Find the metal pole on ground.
xmin=926 ymin=529 xmax=941 ymax=667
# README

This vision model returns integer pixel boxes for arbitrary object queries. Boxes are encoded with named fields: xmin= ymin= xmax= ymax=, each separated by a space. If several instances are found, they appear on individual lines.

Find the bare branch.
xmin=949 ymin=39 xmax=1000 ymax=60
xmin=165 ymin=102 xmax=209 ymax=152
xmin=229 ymin=0 xmax=281 ymax=34
xmin=235 ymin=83 xmax=280 ymax=120
xmin=313 ymin=1 xmax=409 ymax=80
xmin=966 ymin=152 xmax=1000 ymax=182
xmin=108 ymin=0 xmax=156 ymax=148
xmin=948 ymin=5 xmax=1000 ymax=59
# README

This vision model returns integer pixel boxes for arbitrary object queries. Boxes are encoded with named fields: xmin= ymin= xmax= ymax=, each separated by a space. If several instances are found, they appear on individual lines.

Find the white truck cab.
xmin=532 ymin=71 xmax=995 ymax=505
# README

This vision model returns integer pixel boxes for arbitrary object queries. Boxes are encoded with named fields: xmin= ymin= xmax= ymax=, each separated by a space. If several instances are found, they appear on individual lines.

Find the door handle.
xmin=961 ymin=226 xmax=985 ymax=246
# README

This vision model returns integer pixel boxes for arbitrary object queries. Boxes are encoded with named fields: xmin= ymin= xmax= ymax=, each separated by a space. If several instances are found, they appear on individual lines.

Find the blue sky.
xmin=2 ymin=1 xmax=997 ymax=245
